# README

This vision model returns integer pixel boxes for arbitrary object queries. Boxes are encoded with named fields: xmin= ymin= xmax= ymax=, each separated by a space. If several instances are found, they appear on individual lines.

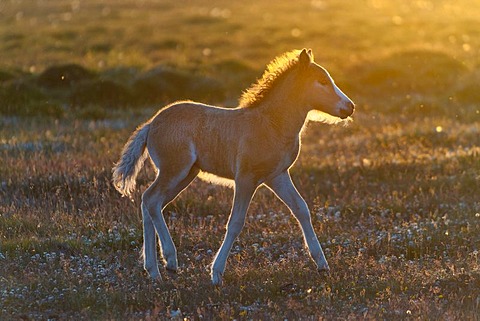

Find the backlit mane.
xmin=239 ymin=50 xmax=302 ymax=108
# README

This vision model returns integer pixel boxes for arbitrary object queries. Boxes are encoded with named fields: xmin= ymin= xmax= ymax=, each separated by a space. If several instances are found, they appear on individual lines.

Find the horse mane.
xmin=239 ymin=50 xmax=303 ymax=108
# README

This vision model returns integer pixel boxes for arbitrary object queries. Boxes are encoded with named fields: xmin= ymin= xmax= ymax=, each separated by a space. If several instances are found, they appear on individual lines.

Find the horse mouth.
xmin=338 ymin=102 xmax=355 ymax=119
xmin=339 ymin=109 xmax=353 ymax=119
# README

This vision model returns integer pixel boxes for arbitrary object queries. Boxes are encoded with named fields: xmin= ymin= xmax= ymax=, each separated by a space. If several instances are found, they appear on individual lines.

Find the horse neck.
xmin=257 ymin=80 xmax=310 ymax=137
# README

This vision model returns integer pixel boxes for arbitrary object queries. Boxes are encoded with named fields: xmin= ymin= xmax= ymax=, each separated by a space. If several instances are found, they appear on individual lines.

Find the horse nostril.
xmin=339 ymin=101 xmax=355 ymax=119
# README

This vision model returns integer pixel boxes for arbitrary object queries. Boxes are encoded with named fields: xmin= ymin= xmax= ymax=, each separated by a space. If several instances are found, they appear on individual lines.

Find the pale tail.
xmin=112 ymin=123 xmax=150 ymax=197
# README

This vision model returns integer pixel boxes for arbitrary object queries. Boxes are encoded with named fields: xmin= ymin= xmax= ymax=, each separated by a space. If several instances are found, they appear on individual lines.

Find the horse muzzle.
xmin=338 ymin=101 xmax=355 ymax=119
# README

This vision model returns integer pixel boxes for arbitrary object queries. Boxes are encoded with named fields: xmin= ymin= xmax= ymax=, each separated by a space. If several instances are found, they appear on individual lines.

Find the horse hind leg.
xmin=141 ymin=159 xmax=198 ymax=278
xmin=142 ymin=202 xmax=161 ymax=279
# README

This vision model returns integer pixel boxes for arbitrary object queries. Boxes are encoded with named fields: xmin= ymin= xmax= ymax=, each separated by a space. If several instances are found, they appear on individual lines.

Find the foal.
xmin=113 ymin=49 xmax=355 ymax=285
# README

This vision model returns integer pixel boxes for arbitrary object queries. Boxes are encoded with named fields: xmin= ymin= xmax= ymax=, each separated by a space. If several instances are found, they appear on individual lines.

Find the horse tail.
xmin=112 ymin=122 xmax=150 ymax=197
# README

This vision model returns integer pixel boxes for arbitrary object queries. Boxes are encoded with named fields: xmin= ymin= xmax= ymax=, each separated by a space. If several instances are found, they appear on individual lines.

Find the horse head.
xmin=299 ymin=49 xmax=355 ymax=119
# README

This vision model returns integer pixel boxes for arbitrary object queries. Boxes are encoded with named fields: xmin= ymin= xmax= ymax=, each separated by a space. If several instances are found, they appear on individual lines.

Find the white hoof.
xmin=317 ymin=261 xmax=330 ymax=276
xmin=146 ymin=266 xmax=162 ymax=280
xmin=165 ymin=257 xmax=178 ymax=272
xmin=211 ymin=270 xmax=223 ymax=286
xmin=163 ymin=249 xmax=178 ymax=272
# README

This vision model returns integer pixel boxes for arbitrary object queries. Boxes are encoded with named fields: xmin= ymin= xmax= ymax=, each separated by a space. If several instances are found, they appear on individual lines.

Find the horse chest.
xmin=279 ymin=138 xmax=301 ymax=169
xmin=238 ymin=135 xmax=300 ymax=180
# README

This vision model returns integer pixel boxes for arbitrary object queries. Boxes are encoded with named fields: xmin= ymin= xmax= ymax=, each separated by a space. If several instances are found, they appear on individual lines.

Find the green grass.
xmin=1 ymin=0 xmax=479 ymax=319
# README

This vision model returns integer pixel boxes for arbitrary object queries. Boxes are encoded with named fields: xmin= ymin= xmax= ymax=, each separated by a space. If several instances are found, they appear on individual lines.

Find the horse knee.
xmin=141 ymin=191 xmax=154 ymax=212
xmin=141 ymin=199 xmax=151 ymax=218
xmin=227 ymin=221 xmax=244 ymax=238
xmin=142 ymin=191 xmax=165 ymax=217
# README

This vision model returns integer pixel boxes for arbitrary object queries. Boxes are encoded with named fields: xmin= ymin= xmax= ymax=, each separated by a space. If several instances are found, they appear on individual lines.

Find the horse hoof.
xmin=165 ymin=264 xmax=178 ymax=273
xmin=147 ymin=268 xmax=162 ymax=281
xmin=317 ymin=267 xmax=331 ymax=277
xmin=165 ymin=258 xmax=178 ymax=272
xmin=211 ymin=271 xmax=223 ymax=286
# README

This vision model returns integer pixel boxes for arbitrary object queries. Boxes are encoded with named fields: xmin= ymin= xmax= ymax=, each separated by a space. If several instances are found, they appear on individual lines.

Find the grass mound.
xmin=0 ymin=79 xmax=64 ymax=117
xmin=70 ymin=79 xmax=133 ymax=108
xmin=0 ymin=70 xmax=16 ymax=83
xmin=38 ymin=64 xmax=95 ymax=89
xmin=0 ymin=64 xmax=226 ymax=118
xmin=453 ymin=69 xmax=480 ymax=104
xmin=351 ymin=49 xmax=468 ymax=97
xmin=347 ymin=49 xmax=479 ymax=119
xmin=1 ymin=52 xmax=477 ymax=120
xmin=133 ymin=66 xmax=225 ymax=104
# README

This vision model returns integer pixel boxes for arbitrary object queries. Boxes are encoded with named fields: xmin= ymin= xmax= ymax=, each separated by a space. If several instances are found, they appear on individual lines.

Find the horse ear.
xmin=307 ymin=49 xmax=314 ymax=59
xmin=299 ymin=49 xmax=311 ymax=66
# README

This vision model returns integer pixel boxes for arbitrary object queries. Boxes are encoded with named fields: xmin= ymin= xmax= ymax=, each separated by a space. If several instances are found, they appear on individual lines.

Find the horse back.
xmin=147 ymin=101 xmax=300 ymax=182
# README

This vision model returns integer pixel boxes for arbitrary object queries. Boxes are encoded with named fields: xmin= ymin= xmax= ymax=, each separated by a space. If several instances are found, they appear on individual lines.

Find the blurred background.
xmin=1 ymin=0 xmax=479 ymax=119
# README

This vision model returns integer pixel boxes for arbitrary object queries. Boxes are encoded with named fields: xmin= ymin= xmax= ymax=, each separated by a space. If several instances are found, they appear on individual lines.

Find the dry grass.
xmin=1 ymin=0 xmax=479 ymax=319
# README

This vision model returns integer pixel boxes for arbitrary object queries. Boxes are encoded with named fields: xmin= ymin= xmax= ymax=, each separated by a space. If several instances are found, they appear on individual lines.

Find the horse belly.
xmin=195 ymin=145 xmax=235 ymax=180
xmin=197 ymin=171 xmax=234 ymax=187
xmin=195 ymin=151 xmax=236 ymax=187
xmin=193 ymin=114 xmax=241 ymax=180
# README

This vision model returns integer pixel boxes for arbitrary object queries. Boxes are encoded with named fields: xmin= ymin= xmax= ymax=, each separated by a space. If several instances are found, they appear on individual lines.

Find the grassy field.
xmin=1 ymin=0 xmax=479 ymax=319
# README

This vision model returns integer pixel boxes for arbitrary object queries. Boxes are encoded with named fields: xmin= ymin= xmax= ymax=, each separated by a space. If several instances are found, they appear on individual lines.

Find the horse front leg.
xmin=265 ymin=171 xmax=330 ymax=272
xmin=211 ymin=178 xmax=257 ymax=285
